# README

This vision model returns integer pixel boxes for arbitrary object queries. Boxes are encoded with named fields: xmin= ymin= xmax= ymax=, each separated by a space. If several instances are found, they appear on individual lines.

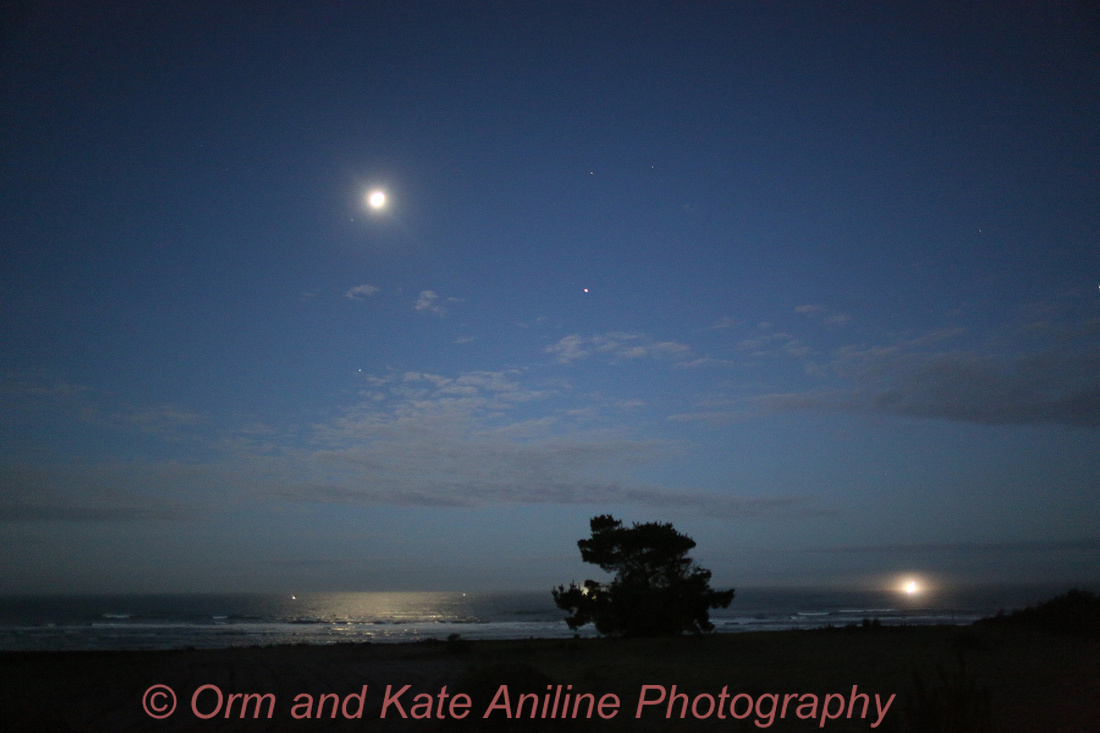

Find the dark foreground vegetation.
xmin=2 ymin=613 xmax=1097 ymax=732
xmin=975 ymin=587 xmax=1100 ymax=637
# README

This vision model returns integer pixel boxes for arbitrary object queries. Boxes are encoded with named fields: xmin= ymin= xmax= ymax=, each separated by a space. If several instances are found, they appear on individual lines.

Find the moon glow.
xmin=367 ymin=190 xmax=386 ymax=209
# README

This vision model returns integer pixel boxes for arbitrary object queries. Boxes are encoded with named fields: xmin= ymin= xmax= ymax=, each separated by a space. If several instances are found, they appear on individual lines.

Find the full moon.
xmin=367 ymin=190 xmax=386 ymax=209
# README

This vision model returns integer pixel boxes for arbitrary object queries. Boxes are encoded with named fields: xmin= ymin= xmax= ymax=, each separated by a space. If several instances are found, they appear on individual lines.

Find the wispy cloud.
xmin=0 ymin=375 xmax=205 ymax=439
xmin=676 ymin=357 xmax=736 ymax=369
xmin=344 ymin=283 xmax=380 ymax=300
xmin=546 ymin=332 xmax=693 ymax=364
xmin=737 ymin=331 xmax=813 ymax=358
xmin=268 ymin=480 xmax=817 ymax=518
xmin=795 ymin=304 xmax=850 ymax=326
xmin=761 ymin=336 xmax=1100 ymax=428
xmin=111 ymin=404 xmax=204 ymax=435
xmin=667 ymin=409 xmax=755 ymax=427
xmin=414 ymin=290 xmax=461 ymax=316
xmin=0 ymin=377 xmax=90 ymax=403
xmin=266 ymin=367 xmax=814 ymax=516
xmin=672 ymin=301 xmax=1100 ymax=430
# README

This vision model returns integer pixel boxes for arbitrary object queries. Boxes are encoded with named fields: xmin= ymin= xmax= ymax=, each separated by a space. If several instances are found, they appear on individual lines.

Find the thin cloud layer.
xmin=822 ymin=538 xmax=1100 ymax=554
xmin=414 ymin=290 xmax=461 ymax=316
xmin=357 ymin=373 xmax=808 ymax=514
xmin=0 ymin=368 xmax=815 ymax=521
xmin=795 ymin=304 xmax=851 ymax=326
xmin=764 ymin=346 xmax=1100 ymax=427
xmin=546 ymin=333 xmax=693 ymax=364
xmin=270 ymin=479 xmax=815 ymax=518
xmin=344 ymin=283 xmax=380 ymax=300
xmin=0 ymin=464 xmax=197 ymax=522
xmin=289 ymin=368 xmax=791 ymax=515
xmin=737 ymin=331 xmax=813 ymax=359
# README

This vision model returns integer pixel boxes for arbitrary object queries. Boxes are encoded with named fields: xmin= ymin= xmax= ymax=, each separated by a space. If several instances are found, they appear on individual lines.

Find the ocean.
xmin=0 ymin=583 xmax=1079 ymax=652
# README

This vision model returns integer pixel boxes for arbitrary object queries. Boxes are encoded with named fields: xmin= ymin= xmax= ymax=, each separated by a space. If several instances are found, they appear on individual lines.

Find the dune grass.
xmin=2 ymin=623 xmax=1096 ymax=732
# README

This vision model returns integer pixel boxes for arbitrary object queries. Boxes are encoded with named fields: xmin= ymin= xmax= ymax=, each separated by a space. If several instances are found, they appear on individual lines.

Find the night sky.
xmin=3 ymin=2 xmax=1098 ymax=595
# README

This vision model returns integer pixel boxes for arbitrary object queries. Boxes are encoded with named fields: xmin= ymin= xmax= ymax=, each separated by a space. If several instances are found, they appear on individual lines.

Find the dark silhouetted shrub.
xmin=552 ymin=515 xmax=734 ymax=637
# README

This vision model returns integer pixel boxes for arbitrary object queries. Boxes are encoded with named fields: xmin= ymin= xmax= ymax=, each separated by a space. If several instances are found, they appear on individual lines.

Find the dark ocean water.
xmin=0 ymin=583 xmax=1082 ymax=651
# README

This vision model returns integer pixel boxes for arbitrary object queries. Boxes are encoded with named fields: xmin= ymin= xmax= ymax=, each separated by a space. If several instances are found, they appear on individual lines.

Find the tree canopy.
xmin=552 ymin=515 xmax=734 ymax=637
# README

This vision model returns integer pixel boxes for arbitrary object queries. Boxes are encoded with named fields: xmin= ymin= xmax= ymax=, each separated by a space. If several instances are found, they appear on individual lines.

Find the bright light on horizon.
xmin=892 ymin=574 xmax=934 ymax=596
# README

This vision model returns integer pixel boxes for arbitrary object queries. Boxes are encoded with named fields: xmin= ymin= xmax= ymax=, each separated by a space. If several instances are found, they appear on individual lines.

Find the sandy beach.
xmin=3 ymin=623 xmax=1097 ymax=732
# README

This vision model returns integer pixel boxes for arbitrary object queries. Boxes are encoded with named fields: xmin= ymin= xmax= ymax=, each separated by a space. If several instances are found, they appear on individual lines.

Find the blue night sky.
xmin=2 ymin=2 xmax=1098 ymax=594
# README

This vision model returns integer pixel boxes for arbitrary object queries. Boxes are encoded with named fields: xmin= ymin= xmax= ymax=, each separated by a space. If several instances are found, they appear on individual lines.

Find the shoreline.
xmin=7 ymin=582 xmax=1079 ymax=653
xmin=3 ymin=624 xmax=1097 ymax=731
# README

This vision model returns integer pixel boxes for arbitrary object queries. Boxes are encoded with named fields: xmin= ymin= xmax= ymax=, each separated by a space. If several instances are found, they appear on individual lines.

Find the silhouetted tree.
xmin=552 ymin=515 xmax=734 ymax=637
